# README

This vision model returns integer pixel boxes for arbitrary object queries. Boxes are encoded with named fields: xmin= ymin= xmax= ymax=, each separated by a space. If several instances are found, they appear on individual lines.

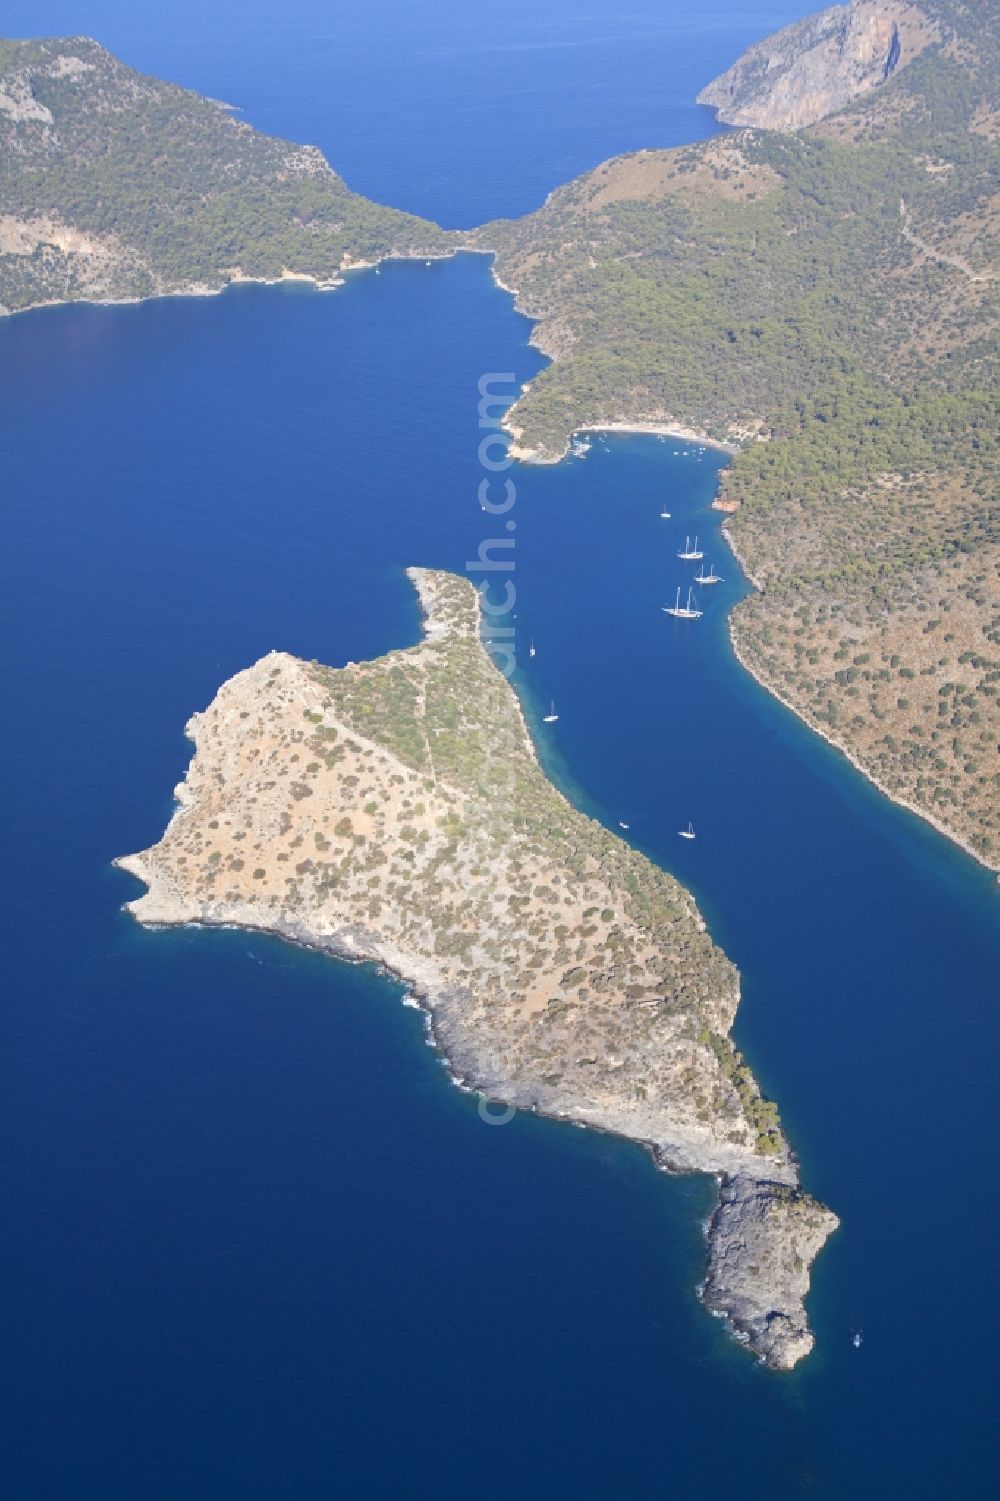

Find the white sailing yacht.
xmin=677 ymin=534 xmax=703 ymax=560
xmin=529 ymin=638 xmax=536 ymax=657
xmin=662 ymin=586 xmax=702 ymax=619
xmin=543 ymin=700 xmax=559 ymax=723
xmin=694 ymin=562 xmax=723 ymax=585
xmin=678 ymin=821 xmax=696 ymax=840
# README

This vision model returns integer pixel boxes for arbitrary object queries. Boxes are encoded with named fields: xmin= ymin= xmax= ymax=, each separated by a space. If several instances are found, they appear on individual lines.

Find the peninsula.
xmin=118 ymin=569 xmax=837 ymax=1369
xmin=0 ymin=36 xmax=449 ymax=314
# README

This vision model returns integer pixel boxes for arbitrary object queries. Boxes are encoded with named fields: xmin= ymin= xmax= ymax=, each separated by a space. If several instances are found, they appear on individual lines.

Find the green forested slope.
xmin=0 ymin=36 xmax=450 ymax=311
xmin=474 ymin=0 xmax=998 ymax=863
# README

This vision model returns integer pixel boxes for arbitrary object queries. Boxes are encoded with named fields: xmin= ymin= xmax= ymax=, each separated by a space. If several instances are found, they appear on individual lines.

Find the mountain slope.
xmin=0 ymin=36 xmax=450 ymax=313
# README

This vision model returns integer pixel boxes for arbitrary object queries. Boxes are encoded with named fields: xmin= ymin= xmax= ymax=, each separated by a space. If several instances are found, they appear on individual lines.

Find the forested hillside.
xmin=0 ymin=36 xmax=450 ymax=312
xmin=474 ymin=0 xmax=998 ymax=864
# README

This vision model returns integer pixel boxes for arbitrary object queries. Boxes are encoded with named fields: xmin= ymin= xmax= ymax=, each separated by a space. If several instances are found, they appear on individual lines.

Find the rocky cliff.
xmin=696 ymin=0 xmax=939 ymax=130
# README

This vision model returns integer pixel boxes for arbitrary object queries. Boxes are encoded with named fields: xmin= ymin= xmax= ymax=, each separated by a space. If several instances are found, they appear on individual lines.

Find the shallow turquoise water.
xmin=2 ymin=3 xmax=998 ymax=1496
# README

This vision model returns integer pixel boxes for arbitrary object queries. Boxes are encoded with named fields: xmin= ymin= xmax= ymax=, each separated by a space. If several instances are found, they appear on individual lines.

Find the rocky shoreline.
xmin=1 ymin=248 xmax=462 ymax=320
xmin=117 ymin=567 xmax=837 ymax=1370
xmin=115 ymin=875 xmax=838 ymax=1370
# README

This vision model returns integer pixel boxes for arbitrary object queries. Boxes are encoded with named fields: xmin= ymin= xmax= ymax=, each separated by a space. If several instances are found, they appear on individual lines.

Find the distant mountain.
xmin=0 ymin=36 xmax=450 ymax=314
xmin=696 ymin=0 xmax=941 ymax=131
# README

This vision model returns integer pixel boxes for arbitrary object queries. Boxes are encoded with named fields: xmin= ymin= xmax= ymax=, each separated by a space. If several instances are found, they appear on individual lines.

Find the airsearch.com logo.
xmin=470 ymin=372 xmax=519 ymax=1128
xmin=467 ymin=372 xmax=518 ymax=680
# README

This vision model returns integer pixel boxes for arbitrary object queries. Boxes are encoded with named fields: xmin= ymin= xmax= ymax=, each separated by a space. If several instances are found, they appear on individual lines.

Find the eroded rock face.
xmin=703 ymin=1176 xmax=840 ymax=1370
xmin=697 ymin=0 xmax=938 ymax=130
xmin=117 ymin=568 xmax=837 ymax=1367
xmin=0 ymin=69 xmax=54 ymax=124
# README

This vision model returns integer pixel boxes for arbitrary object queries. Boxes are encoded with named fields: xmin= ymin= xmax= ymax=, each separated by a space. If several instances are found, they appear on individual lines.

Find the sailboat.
xmin=678 ymin=821 xmax=696 ymax=840
xmin=677 ymin=534 xmax=703 ymax=560
xmin=694 ymin=562 xmax=723 ymax=585
xmin=660 ymin=509 xmax=671 ymax=519
xmin=662 ymin=586 xmax=703 ymax=620
xmin=852 ymin=1329 xmax=863 ymax=1349
xmin=529 ymin=639 xmax=536 ymax=658
xmin=543 ymin=700 xmax=559 ymax=723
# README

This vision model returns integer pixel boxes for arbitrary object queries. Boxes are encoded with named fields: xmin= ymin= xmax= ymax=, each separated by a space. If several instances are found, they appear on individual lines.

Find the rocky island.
xmin=118 ymin=568 xmax=837 ymax=1369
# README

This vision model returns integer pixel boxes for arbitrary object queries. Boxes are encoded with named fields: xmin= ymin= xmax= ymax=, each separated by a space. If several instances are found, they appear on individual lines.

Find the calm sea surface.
xmin=2 ymin=4 xmax=998 ymax=1498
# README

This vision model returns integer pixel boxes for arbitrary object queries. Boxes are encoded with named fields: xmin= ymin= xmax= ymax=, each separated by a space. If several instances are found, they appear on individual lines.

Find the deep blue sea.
xmin=2 ymin=4 xmax=998 ymax=1498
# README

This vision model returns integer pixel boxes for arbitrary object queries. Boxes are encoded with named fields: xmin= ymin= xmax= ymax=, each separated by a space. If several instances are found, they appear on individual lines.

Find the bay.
xmin=1 ymin=3 xmax=998 ymax=1497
